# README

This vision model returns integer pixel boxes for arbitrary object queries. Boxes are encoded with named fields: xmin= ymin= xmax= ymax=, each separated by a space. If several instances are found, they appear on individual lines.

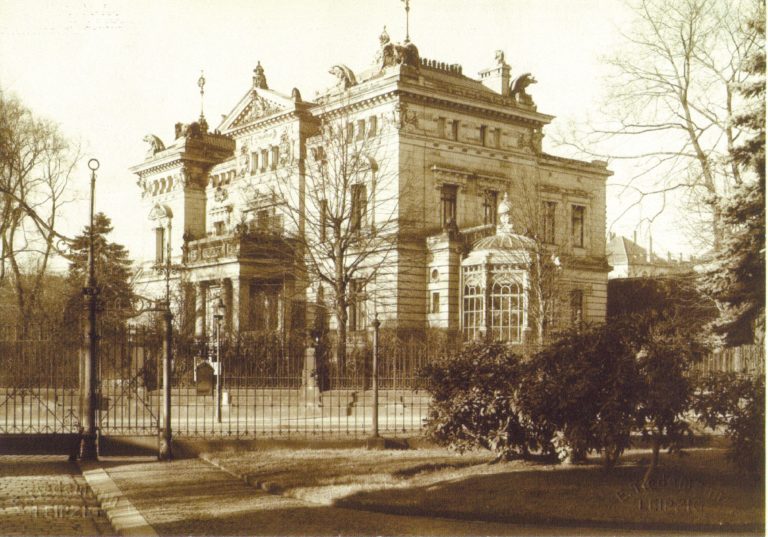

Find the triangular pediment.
xmin=218 ymin=88 xmax=295 ymax=132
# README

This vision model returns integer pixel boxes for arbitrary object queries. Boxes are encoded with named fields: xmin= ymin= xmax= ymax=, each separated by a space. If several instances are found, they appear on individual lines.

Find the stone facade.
xmin=131 ymin=31 xmax=611 ymax=344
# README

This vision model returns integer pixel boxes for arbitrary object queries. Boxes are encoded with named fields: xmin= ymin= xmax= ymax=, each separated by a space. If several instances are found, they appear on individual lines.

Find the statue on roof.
xmin=252 ymin=61 xmax=268 ymax=90
xmin=329 ymin=65 xmax=357 ymax=90
xmin=375 ymin=25 xmax=420 ymax=71
xmin=142 ymin=134 xmax=165 ymax=159
xmin=510 ymin=73 xmax=537 ymax=106
xmin=174 ymin=121 xmax=203 ymax=139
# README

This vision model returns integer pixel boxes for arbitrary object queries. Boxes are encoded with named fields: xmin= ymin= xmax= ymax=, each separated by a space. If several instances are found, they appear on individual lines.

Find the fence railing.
xmin=0 ymin=326 xmax=445 ymax=438
xmin=694 ymin=343 xmax=765 ymax=376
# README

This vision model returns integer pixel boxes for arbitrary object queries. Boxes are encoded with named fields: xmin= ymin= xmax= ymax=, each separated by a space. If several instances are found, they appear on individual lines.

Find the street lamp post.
xmin=371 ymin=314 xmax=381 ymax=439
xmin=159 ymin=218 xmax=173 ymax=461
xmin=80 ymin=158 xmax=100 ymax=461
xmin=213 ymin=298 xmax=225 ymax=423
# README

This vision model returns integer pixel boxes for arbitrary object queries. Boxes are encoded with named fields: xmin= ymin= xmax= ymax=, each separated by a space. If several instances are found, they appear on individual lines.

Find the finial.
xmin=252 ymin=61 xmax=269 ymax=90
xmin=401 ymin=0 xmax=411 ymax=43
xmin=498 ymin=192 xmax=513 ymax=233
xmin=379 ymin=25 xmax=390 ymax=46
xmin=197 ymin=70 xmax=208 ymax=132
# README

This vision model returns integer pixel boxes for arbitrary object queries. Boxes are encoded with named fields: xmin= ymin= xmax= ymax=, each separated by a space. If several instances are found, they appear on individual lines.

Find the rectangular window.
xmin=542 ymin=201 xmax=557 ymax=244
xmin=368 ymin=116 xmax=377 ymax=138
xmin=155 ymin=227 xmax=164 ymax=264
xmin=346 ymin=122 xmax=354 ymax=143
xmin=451 ymin=120 xmax=459 ymax=141
xmin=260 ymin=149 xmax=268 ymax=172
xmin=437 ymin=117 xmax=446 ymax=138
xmin=319 ymin=199 xmax=328 ymax=241
xmin=483 ymin=190 xmax=498 ymax=225
xmin=571 ymin=205 xmax=585 ymax=247
xmin=249 ymin=283 xmax=281 ymax=332
xmin=356 ymin=119 xmax=365 ymax=140
xmin=351 ymin=183 xmax=367 ymax=233
xmin=431 ymin=291 xmax=441 ymax=314
xmin=479 ymin=125 xmax=487 ymax=147
xmin=570 ymin=289 xmax=584 ymax=328
xmin=257 ymin=209 xmax=270 ymax=230
xmin=494 ymin=128 xmax=502 ymax=148
xmin=271 ymin=147 xmax=279 ymax=170
xmin=348 ymin=279 xmax=367 ymax=332
xmin=441 ymin=184 xmax=458 ymax=227
xmin=214 ymin=221 xmax=226 ymax=236
xmin=250 ymin=152 xmax=258 ymax=174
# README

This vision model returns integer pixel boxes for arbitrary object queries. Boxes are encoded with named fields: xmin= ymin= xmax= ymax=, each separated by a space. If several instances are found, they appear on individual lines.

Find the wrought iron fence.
xmin=0 ymin=335 xmax=81 ymax=434
xmin=0 ymin=325 xmax=445 ymax=438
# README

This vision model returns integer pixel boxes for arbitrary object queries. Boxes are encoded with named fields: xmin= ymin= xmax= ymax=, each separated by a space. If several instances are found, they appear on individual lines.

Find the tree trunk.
xmin=641 ymin=433 xmax=661 ymax=488
xmin=335 ymin=291 xmax=347 ymax=375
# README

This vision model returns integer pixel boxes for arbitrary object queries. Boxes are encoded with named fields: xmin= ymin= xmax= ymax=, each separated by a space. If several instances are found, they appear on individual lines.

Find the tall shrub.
xmin=519 ymin=323 xmax=641 ymax=468
xmin=420 ymin=343 xmax=539 ymax=461
xmin=693 ymin=372 xmax=765 ymax=481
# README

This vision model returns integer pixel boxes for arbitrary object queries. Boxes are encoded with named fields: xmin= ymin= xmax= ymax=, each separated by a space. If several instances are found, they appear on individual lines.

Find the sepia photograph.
xmin=0 ymin=0 xmax=764 ymax=535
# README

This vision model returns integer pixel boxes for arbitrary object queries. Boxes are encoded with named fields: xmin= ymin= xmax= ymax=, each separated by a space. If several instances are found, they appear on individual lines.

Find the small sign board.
xmin=195 ymin=361 xmax=214 ymax=396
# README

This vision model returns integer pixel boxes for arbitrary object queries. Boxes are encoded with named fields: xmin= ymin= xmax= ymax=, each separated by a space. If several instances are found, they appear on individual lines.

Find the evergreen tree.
xmin=702 ymin=6 xmax=765 ymax=345
xmin=65 ymin=212 xmax=134 ymax=330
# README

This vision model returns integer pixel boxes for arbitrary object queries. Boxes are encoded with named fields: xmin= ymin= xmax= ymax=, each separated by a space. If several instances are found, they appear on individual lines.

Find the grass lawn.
xmin=207 ymin=447 xmax=763 ymax=532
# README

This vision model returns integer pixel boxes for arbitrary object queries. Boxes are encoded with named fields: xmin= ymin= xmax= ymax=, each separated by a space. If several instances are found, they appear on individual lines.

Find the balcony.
xmin=183 ymin=223 xmax=293 ymax=267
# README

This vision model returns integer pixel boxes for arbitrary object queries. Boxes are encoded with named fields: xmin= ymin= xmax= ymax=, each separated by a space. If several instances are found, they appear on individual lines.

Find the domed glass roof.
xmin=464 ymin=193 xmax=535 ymax=265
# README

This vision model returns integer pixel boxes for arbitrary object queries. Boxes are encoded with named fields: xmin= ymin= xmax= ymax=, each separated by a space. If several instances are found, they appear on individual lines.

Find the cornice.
xmin=538 ymin=153 xmax=613 ymax=178
xmin=430 ymin=164 xmax=507 ymax=190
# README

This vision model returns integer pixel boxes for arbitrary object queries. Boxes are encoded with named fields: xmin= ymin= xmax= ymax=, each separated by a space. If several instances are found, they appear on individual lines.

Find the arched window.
xmin=462 ymin=283 xmax=484 ymax=341
xmin=490 ymin=281 xmax=523 ymax=343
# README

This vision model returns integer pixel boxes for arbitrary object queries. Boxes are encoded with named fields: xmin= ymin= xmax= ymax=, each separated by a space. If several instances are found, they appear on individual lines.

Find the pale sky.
xmin=0 ymin=0 xmax=690 ymax=267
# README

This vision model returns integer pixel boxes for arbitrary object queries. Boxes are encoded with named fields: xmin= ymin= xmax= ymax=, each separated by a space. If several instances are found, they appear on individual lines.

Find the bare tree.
xmin=557 ymin=0 xmax=761 ymax=250
xmin=0 ymin=90 xmax=79 ymax=335
xmin=506 ymin=170 xmax=566 ymax=347
xmin=262 ymin=113 xmax=402 ymax=368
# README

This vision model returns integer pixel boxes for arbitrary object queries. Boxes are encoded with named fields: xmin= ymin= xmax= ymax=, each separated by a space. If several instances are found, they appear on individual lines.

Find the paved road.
xmin=0 ymin=456 xmax=112 ymax=536
xmin=100 ymin=457 xmax=706 ymax=536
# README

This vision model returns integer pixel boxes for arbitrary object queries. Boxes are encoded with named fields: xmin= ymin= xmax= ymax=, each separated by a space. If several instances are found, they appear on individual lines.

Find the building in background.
xmin=606 ymin=232 xmax=692 ymax=279
xmin=130 ymin=29 xmax=611 ymax=344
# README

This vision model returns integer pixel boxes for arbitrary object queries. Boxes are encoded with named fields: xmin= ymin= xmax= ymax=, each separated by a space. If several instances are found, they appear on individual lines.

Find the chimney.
xmin=646 ymin=234 xmax=653 ymax=263
xmin=479 ymin=50 xmax=511 ymax=96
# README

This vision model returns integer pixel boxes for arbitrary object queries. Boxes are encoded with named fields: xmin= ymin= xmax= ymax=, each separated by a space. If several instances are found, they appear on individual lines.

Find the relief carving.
xmin=278 ymin=130 xmax=292 ymax=166
xmin=214 ymin=187 xmax=228 ymax=203
xmin=392 ymin=103 xmax=419 ymax=131
xmin=248 ymin=95 xmax=280 ymax=121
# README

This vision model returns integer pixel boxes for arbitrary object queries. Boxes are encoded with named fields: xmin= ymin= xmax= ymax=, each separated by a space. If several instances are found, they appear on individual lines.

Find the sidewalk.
xmin=0 ymin=455 xmax=112 ymax=536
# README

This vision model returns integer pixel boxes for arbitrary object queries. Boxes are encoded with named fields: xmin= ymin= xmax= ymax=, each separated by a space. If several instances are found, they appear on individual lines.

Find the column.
xmin=195 ymin=282 xmax=207 ymax=339
xmin=230 ymin=278 xmax=250 ymax=334
xmin=223 ymin=278 xmax=233 ymax=335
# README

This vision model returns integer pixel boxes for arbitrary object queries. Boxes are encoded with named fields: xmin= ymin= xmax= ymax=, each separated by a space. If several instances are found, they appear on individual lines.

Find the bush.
xmin=420 ymin=343 xmax=540 ymax=460
xmin=693 ymin=372 xmax=765 ymax=480
xmin=519 ymin=323 xmax=641 ymax=468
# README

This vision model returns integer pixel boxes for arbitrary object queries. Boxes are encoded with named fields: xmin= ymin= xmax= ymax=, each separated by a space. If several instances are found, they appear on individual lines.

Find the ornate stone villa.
xmin=131 ymin=29 xmax=611 ymax=344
